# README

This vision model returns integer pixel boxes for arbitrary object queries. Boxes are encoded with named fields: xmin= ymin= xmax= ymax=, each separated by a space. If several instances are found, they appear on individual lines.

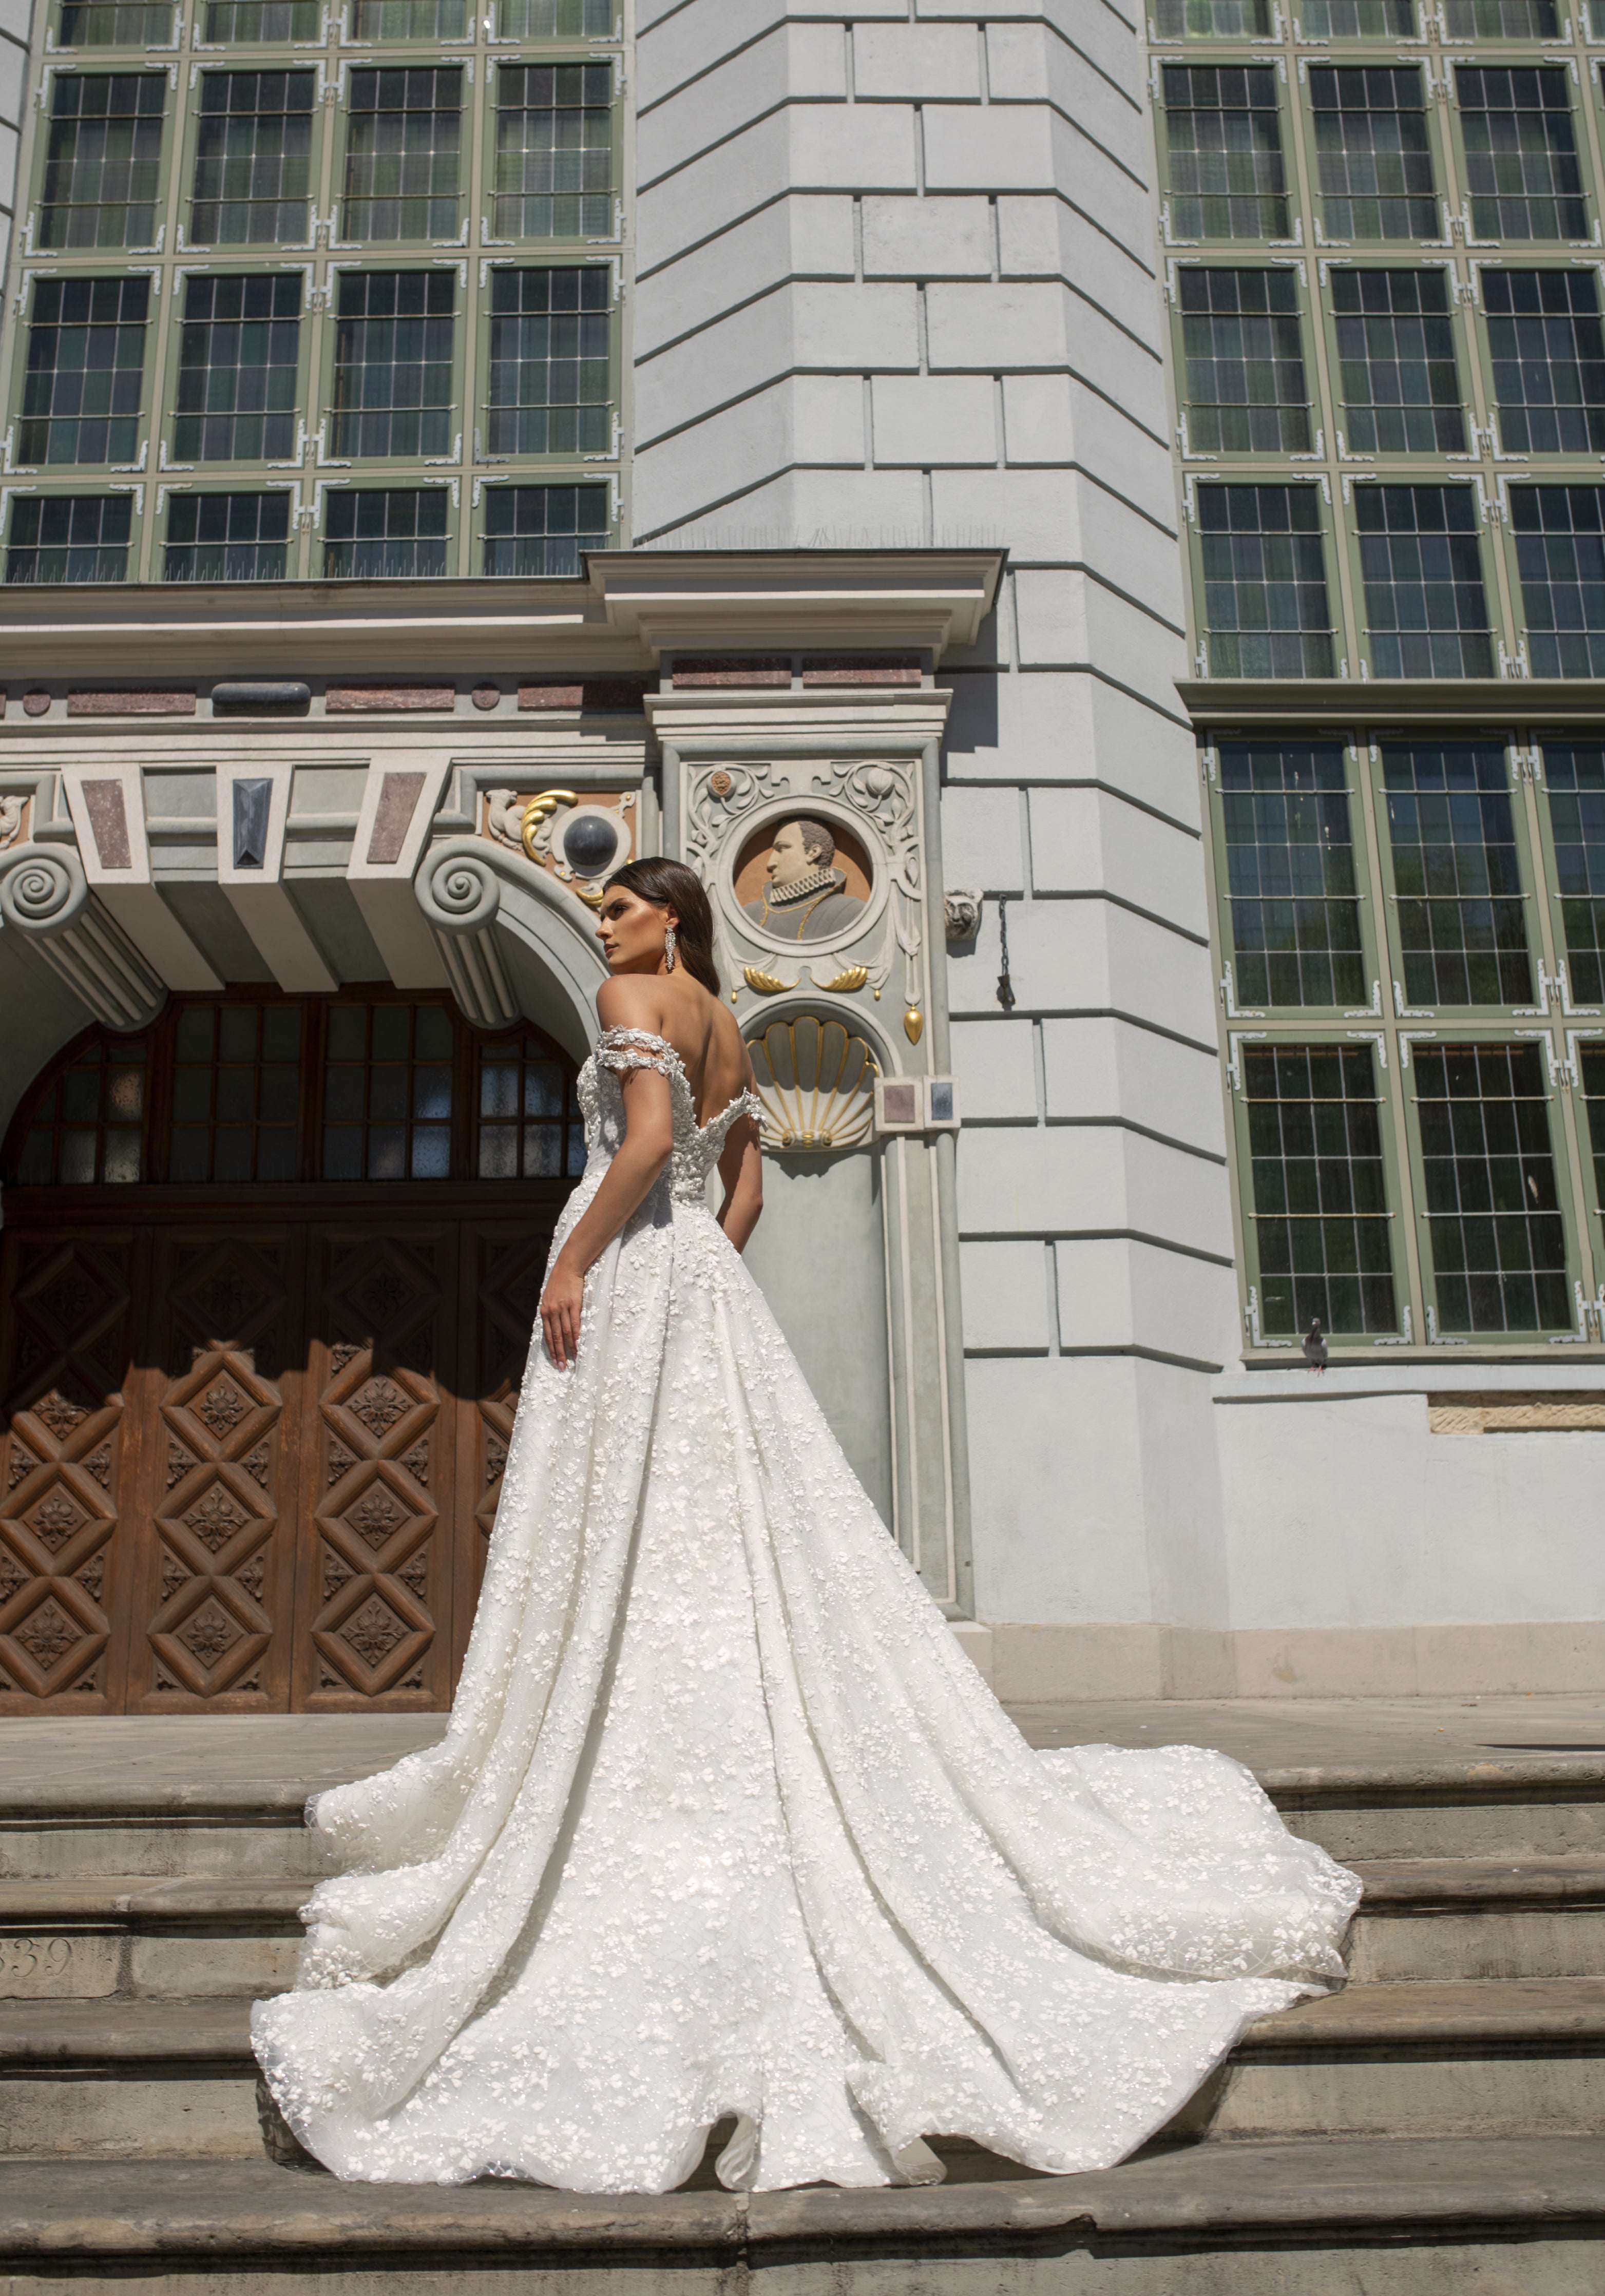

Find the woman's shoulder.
xmin=596 ymin=976 xmax=668 ymax=1037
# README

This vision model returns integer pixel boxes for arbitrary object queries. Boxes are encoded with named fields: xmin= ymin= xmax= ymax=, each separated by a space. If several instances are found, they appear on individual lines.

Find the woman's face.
xmin=596 ymin=886 xmax=675 ymax=973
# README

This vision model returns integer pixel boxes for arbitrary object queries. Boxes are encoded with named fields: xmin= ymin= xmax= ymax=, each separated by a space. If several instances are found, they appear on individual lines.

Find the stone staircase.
xmin=3 ymin=1715 xmax=1604 ymax=2292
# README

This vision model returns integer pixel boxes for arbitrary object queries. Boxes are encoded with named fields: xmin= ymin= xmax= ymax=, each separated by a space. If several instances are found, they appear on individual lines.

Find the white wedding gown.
xmin=253 ymin=1025 xmax=1360 ymax=2194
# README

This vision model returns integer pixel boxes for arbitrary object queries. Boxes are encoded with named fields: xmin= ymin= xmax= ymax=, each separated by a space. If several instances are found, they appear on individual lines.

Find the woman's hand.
xmin=540 ymin=1252 xmax=586 ymax=1370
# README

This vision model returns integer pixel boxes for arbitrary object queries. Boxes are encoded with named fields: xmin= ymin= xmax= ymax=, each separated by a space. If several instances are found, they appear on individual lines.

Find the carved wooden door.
xmin=0 ymin=1228 xmax=142 ymax=1710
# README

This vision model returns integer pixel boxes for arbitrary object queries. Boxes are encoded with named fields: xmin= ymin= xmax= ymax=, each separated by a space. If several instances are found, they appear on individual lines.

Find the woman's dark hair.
xmin=602 ymin=857 xmax=721 ymax=997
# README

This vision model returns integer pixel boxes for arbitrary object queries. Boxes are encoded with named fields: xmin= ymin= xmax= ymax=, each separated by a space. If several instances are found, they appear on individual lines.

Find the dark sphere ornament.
xmin=561 ymin=812 xmax=623 ymax=876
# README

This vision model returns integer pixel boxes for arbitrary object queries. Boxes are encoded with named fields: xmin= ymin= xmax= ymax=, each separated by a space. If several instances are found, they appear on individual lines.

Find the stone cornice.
xmin=0 ymin=551 xmax=1006 ymax=680
xmin=1177 ymin=677 xmax=1605 ymax=730
xmin=646 ymin=685 xmax=953 ymax=750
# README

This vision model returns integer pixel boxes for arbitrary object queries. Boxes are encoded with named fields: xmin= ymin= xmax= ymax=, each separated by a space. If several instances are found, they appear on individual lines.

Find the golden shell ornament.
xmin=747 ymin=1017 xmax=878 ymax=1153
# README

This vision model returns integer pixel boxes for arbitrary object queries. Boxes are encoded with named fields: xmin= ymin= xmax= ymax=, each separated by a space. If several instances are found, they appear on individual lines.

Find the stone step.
xmin=1 ymin=2139 xmax=1603 ymax=2294
xmin=9 ymin=1858 xmax=1605 ymax=2004
xmin=5 ymin=1982 xmax=1605 ymax=2164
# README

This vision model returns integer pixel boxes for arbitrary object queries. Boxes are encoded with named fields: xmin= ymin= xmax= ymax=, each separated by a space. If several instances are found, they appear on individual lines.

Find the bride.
xmin=253 ymin=857 xmax=1359 ymax=2195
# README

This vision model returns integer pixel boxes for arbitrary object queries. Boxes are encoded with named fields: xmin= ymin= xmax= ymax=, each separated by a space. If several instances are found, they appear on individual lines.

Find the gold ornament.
xmin=520 ymin=789 xmax=578 ymax=865
xmin=903 ymin=1008 xmax=924 ymax=1045
xmin=742 ymin=965 xmax=793 ymax=996
xmin=816 ymin=965 xmax=868 ymax=994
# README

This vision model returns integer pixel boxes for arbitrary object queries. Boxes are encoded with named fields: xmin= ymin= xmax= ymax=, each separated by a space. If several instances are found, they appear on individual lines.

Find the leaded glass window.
xmin=1299 ymin=0 xmax=1416 ymax=29
xmin=1381 ymin=742 xmax=1532 ymax=1005
xmin=349 ymin=0 xmax=469 ymax=37
xmin=1355 ymin=484 xmax=1493 ymax=679
xmin=494 ymin=64 xmax=612 ymax=240
xmin=496 ymin=0 xmax=615 ymax=28
xmin=1331 ymin=269 xmax=1464 ymax=452
xmin=1414 ymin=1043 xmax=1568 ymax=1332
xmin=1309 ymin=66 xmax=1436 ymax=243
xmin=1579 ymin=1044 xmax=1605 ymax=1215
xmin=1244 ymin=1045 xmax=1398 ymax=1335
xmin=476 ymin=1031 xmax=585 ymax=1179
xmin=1198 ymin=483 xmax=1334 ymax=677
xmin=1485 ymin=271 xmax=1605 ymax=455
xmin=1220 ymin=742 xmax=1364 ymax=1005
xmin=485 ymin=266 xmax=609 ymax=455
xmin=174 ymin=274 xmax=300 ymax=463
xmin=164 ymin=490 xmax=291 ymax=582
xmin=5 ymin=493 xmax=131 ymax=584
xmin=1153 ymin=0 xmax=1270 ymax=31
xmin=323 ymin=485 xmax=448 ymax=576
xmin=18 ymin=277 xmax=148 ymax=468
xmin=38 ymin=73 xmax=165 ymax=251
xmin=1443 ymin=0 xmax=1558 ymax=32
xmin=331 ymin=269 xmax=454 ymax=457
xmin=13 ymin=1039 xmax=146 ymax=1185
xmin=483 ymin=482 xmax=607 ymax=576
xmin=1542 ymin=745 xmax=1605 ymax=1003
xmin=322 ymin=1002 xmax=453 ymax=1180
xmin=1512 ymin=487 xmax=1605 ymax=680
xmin=56 ymin=2 xmax=173 ymax=44
xmin=169 ymin=1003 xmax=303 ymax=1182
xmin=1162 ymin=67 xmax=1287 ymax=242
xmin=203 ymin=0 xmax=319 ymax=34
xmin=190 ymin=71 xmax=314 ymax=247
xmin=1457 ymin=67 xmax=1587 ymax=244
xmin=343 ymin=67 xmax=461 ymax=243
xmin=1178 ymin=269 xmax=1310 ymax=452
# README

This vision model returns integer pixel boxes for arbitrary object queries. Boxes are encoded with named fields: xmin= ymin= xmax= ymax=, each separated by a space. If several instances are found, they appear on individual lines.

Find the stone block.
xmin=861 ymin=194 xmax=993 ymax=277
xmin=924 ymin=108 xmax=1150 ymax=253
xmin=930 ymin=470 xmax=1184 ymax=621
xmin=0 ymin=1932 xmax=119 ymax=2000
xmin=637 ymin=27 xmax=845 ymax=180
xmin=636 ymin=283 xmax=918 ymax=445
xmin=959 ymin=1239 xmax=1050 ymax=1350
xmin=998 ymin=195 xmax=1165 ymax=358
xmin=871 ymin=375 xmax=995 ymax=467
xmin=947 ymin=884 xmax=1216 ymax=1042
xmin=939 ymin=785 xmax=1023 ymax=893
xmin=641 ymin=462 xmax=927 ymax=546
xmin=958 ymin=1123 xmax=1233 ymax=1260
xmin=925 ymin=281 xmax=1167 ymax=437
xmin=1001 ymin=374 xmax=1176 ymax=528
xmin=636 ymin=199 xmax=855 ymax=356
xmin=948 ymin=1017 xmax=1038 ymax=1122
xmin=1012 ymin=569 xmax=1188 ymax=710
xmin=1055 ymin=1236 xmax=1236 ymax=1367
xmin=985 ymin=22 xmax=1148 ymax=177
xmin=634 ymin=375 xmax=869 ymax=535
xmin=1028 ymin=786 xmax=1210 ymax=938
xmin=637 ymin=108 xmax=915 ymax=273
xmin=854 ymin=22 xmax=981 ymax=100
xmin=1041 ymin=1017 xmax=1227 ymax=1158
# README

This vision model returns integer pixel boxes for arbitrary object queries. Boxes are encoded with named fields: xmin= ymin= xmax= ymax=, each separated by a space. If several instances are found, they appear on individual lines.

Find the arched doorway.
xmin=0 ymin=991 xmax=582 ymax=1715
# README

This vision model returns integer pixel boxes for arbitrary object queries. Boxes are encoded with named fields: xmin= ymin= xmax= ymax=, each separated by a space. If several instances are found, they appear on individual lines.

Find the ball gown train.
xmin=252 ymin=1025 xmax=1360 ymax=2194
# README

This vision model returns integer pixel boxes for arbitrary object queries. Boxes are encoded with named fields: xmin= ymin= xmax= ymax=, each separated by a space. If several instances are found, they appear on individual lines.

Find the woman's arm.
xmin=715 ymin=1114 xmax=763 ymax=1253
xmin=539 ymin=1060 xmax=673 ymax=1369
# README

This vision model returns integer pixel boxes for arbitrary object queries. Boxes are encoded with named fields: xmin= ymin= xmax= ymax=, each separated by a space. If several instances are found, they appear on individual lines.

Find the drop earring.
xmin=664 ymin=924 xmax=677 ymax=972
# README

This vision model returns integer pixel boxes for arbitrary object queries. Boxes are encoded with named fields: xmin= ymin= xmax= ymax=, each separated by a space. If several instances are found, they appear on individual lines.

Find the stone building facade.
xmin=0 ymin=0 xmax=1599 ymax=1717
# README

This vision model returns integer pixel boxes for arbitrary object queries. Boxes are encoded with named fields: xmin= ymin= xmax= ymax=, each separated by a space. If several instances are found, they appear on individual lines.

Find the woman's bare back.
xmin=601 ymin=972 xmax=753 ymax=1126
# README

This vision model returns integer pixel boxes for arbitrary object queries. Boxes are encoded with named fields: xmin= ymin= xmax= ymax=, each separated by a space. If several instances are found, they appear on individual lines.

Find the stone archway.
xmin=0 ymin=991 xmax=582 ymax=1715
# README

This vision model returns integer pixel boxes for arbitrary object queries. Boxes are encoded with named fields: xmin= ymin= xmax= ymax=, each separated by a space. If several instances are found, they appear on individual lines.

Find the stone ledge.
xmin=1 ymin=2141 xmax=1604 ymax=2255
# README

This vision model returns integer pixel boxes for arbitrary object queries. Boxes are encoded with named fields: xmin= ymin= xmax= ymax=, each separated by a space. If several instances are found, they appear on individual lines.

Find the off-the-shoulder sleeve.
xmin=595 ymin=1026 xmax=674 ymax=1077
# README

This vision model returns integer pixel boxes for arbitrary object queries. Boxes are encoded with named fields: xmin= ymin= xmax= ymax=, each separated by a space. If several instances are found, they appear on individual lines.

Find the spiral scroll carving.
xmin=417 ymin=846 xmax=501 ymax=936
xmin=0 ymin=845 xmax=89 ymax=937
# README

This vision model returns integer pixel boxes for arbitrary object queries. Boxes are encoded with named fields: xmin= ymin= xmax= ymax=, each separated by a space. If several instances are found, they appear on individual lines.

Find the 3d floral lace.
xmin=252 ymin=1026 xmax=1360 ymax=2193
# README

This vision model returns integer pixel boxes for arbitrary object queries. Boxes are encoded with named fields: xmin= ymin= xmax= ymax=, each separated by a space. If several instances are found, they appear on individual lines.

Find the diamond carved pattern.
xmin=349 ymin=1484 xmax=406 ymax=1552
xmin=182 ymin=1485 xmax=251 ymax=1556
xmin=349 ymin=1380 xmax=409 ymax=1441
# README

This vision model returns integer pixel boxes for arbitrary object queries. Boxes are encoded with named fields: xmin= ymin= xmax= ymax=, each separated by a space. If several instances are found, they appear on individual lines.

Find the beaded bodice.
xmin=578 ymin=1026 xmax=762 ymax=1203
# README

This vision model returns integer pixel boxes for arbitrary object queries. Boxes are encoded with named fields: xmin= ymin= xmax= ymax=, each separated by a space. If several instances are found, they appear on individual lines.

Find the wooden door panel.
xmin=0 ymin=1230 xmax=143 ymax=1712
xmin=451 ymin=1221 xmax=555 ymax=1672
xmin=130 ymin=1231 xmax=305 ymax=1711
xmin=294 ymin=1227 xmax=457 ymax=1709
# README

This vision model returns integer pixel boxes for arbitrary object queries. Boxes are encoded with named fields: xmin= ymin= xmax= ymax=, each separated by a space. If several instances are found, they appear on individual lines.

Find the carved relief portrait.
xmin=738 ymin=817 xmax=867 ymax=943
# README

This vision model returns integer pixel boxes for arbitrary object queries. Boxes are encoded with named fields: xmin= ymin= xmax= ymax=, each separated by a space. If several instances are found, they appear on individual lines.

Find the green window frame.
xmin=480 ymin=479 xmax=608 ymax=575
xmin=1213 ymin=739 xmax=1372 ymax=1010
xmin=348 ymin=0 xmax=472 ymax=38
xmin=322 ymin=482 xmax=449 ymax=576
xmin=200 ymin=0 xmax=321 ymax=38
xmin=37 ymin=72 xmax=166 ymax=252
xmin=1374 ymin=739 xmax=1536 ymax=1008
xmin=483 ymin=262 xmax=611 ymax=456
xmin=1175 ymin=265 xmax=1311 ymax=453
xmin=1300 ymin=1 xmax=1417 ymax=31
xmin=4 ymin=490 xmax=133 ymax=583
xmin=1353 ymin=483 xmax=1495 ymax=680
xmin=1533 ymin=741 xmax=1605 ymax=1006
xmin=1454 ymin=66 xmax=1589 ymax=245
xmin=1328 ymin=267 xmax=1466 ymax=454
xmin=1510 ymin=486 xmax=1605 ymax=679
xmin=492 ymin=62 xmax=613 ymax=241
xmin=54 ymin=1 xmax=174 ymax=47
xmin=1196 ymin=481 xmax=1336 ymax=678
xmin=189 ymin=69 xmax=315 ymax=249
xmin=341 ymin=66 xmax=462 ymax=244
xmin=18 ymin=274 xmax=149 ymax=468
xmin=172 ymin=271 xmax=303 ymax=465
xmin=1236 ymin=1040 xmax=1402 ymax=1342
xmin=163 ymin=487 xmax=292 ymax=581
xmin=1441 ymin=0 xmax=1560 ymax=32
xmin=494 ymin=0 xmax=615 ymax=32
xmin=1482 ymin=270 xmax=1605 ymax=455
xmin=1308 ymin=65 xmax=1438 ymax=245
xmin=1160 ymin=64 xmax=1290 ymax=243
xmin=1152 ymin=0 xmax=1272 ymax=34
xmin=329 ymin=266 xmax=455 ymax=458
